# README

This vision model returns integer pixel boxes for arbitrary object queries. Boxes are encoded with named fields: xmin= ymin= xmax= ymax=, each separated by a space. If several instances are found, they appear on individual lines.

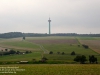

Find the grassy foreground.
xmin=0 ymin=64 xmax=100 ymax=75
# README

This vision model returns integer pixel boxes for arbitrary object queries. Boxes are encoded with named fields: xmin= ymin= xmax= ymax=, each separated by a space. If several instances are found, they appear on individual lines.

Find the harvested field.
xmin=30 ymin=39 xmax=79 ymax=44
xmin=79 ymin=40 xmax=100 ymax=54
xmin=0 ymin=47 xmax=5 ymax=50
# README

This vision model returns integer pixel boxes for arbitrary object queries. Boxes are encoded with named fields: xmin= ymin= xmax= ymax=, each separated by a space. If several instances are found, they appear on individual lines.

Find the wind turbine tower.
xmin=48 ymin=17 xmax=51 ymax=34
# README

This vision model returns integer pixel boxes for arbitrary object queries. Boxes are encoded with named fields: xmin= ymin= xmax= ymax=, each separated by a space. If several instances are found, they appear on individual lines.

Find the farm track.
xmin=35 ymin=43 xmax=49 ymax=54
xmin=27 ymin=41 xmax=49 ymax=54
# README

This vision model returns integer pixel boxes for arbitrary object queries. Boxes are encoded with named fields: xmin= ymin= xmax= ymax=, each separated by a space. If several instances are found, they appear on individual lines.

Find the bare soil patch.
xmin=30 ymin=39 xmax=79 ymax=44
xmin=0 ymin=47 xmax=5 ymax=51
xmin=79 ymin=40 xmax=100 ymax=54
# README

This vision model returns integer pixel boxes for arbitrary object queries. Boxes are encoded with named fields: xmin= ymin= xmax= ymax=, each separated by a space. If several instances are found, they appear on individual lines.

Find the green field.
xmin=0 ymin=36 xmax=100 ymax=75
xmin=0 ymin=64 xmax=100 ymax=75
xmin=0 ymin=52 xmax=41 ymax=61
xmin=0 ymin=36 xmax=100 ymax=63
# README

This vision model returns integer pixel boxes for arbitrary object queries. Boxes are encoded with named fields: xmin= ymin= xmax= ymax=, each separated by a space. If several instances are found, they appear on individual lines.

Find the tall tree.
xmin=23 ymin=36 xmax=25 ymax=40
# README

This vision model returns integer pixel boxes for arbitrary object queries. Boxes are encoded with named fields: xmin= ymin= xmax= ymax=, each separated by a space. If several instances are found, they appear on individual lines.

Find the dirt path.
xmin=27 ymin=41 xmax=49 ymax=54
xmin=35 ymin=44 xmax=49 ymax=54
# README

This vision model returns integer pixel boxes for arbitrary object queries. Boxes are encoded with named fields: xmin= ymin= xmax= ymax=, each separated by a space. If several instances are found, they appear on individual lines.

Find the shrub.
xmin=5 ymin=49 xmax=8 ymax=51
xmin=57 ymin=52 xmax=60 ymax=54
xmin=71 ymin=51 xmax=75 ymax=55
xmin=23 ymin=36 xmax=25 ymax=40
xmin=82 ymin=44 xmax=89 ymax=49
xmin=62 ymin=52 xmax=65 ymax=55
xmin=9 ymin=50 xmax=16 ymax=54
xmin=78 ymin=45 xmax=80 ymax=47
xmin=49 ymin=51 xmax=53 ymax=54
xmin=16 ymin=51 xmax=20 ymax=54
xmin=39 ymin=57 xmax=48 ymax=63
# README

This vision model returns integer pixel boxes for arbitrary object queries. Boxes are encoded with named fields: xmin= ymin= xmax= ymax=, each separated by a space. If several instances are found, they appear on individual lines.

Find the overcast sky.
xmin=0 ymin=0 xmax=100 ymax=34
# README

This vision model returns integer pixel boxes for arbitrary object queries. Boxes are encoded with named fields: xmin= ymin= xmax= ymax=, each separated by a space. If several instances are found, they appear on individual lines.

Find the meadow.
xmin=0 ymin=36 xmax=100 ymax=63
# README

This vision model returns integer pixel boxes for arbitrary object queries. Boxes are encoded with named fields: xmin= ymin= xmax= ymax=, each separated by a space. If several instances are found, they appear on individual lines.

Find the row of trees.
xmin=49 ymin=51 xmax=98 ymax=64
xmin=36 ymin=55 xmax=98 ymax=64
xmin=49 ymin=51 xmax=76 ymax=55
xmin=0 ymin=32 xmax=100 ymax=38
xmin=74 ymin=55 xmax=98 ymax=64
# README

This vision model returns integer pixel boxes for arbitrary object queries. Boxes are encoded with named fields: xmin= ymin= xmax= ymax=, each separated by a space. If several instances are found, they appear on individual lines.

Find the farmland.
xmin=79 ymin=40 xmax=100 ymax=54
xmin=0 ymin=36 xmax=100 ymax=74
xmin=0 ymin=64 xmax=100 ymax=75
xmin=0 ymin=36 xmax=99 ymax=63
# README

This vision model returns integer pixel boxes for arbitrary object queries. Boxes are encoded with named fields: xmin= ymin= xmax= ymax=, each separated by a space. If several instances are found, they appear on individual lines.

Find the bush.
xmin=16 ymin=51 xmax=20 ymax=54
xmin=62 ymin=52 xmax=65 ymax=55
xmin=82 ymin=44 xmax=89 ymax=49
xmin=39 ymin=57 xmax=48 ymax=63
xmin=25 ymin=51 xmax=32 ymax=54
xmin=57 ymin=52 xmax=60 ymax=54
xmin=5 ymin=49 xmax=8 ymax=51
xmin=78 ymin=45 xmax=80 ymax=47
xmin=9 ymin=50 xmax=16 ymax=54
xmin=49 ymin=51 xmax=53 ymax=54
xmin=23 ymin=36 xmax=25 ymax=40
xmin=71 ymin=51 xmax=76 ymax=55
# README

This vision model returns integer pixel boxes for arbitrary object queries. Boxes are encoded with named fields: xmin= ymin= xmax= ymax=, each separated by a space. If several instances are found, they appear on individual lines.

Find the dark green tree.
xmin=49 ymin=51 xmax=53 ymax=54
xmin=16 ymin=51 xmax=20 ymax=54
xmin=5 ymin=49 xmax=8 ymax=51
xmin=9 ymin=50 xmax=16 ymax=54
xmin=25 ymin=51 xmax=29 ymax=54
xmin=74 ymin=55 xmax=87 ymax=64
xmin=71 ymin=51 xmax=76 ymax=55
xmin=62 ymin=52 xmax=65 ymax=55
xmin=40 ymin=57 xmax=48 ymax=63
xmin=89 ymin=55 xmax=98 ymax=64
xmin=57 ymin=52 xmax=60 ymax=54
xmin=23 ymin=36 xmax=25 ymax=40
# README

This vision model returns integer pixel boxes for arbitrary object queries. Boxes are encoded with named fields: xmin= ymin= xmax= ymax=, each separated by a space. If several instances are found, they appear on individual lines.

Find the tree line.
xmin=0 ymin=32 xmax=100 ymax=38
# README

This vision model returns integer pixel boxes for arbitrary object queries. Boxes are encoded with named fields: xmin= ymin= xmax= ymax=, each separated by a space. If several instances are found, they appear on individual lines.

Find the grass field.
xmin=0 ymin=36 xmax=100 ymax=63
xmin=0 ymin=36 xmax=100 ymax=75
xmin=0 ymin=52 xmax=41 ymax=61
xmin=0 ymin=38 xmax=40 ymax=51
xmin=0 ymin=64 xmax=100 ymax=75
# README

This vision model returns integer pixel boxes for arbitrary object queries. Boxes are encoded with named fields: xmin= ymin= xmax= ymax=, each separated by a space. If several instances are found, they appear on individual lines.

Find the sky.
xmin=0 ymin=0 xmax=100 ymax=34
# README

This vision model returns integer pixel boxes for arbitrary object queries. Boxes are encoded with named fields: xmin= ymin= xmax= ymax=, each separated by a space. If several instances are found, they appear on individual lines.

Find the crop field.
xmin=0 ymin=52 xmax=41 ymax=61
xmin=0 ymin=36 xmax=100 ymax=74
xmin=0 ymin=38 xmax=40 ymax=51
xmin=78 ymin=37 xmax=100 ymax=54
xmin=0 ymin=36 xmax=100 ymax=63
xmin=27 ymin=36 xmax=100 ymax=62
xmin=0 ymin=64 xmax=100 ymax=75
